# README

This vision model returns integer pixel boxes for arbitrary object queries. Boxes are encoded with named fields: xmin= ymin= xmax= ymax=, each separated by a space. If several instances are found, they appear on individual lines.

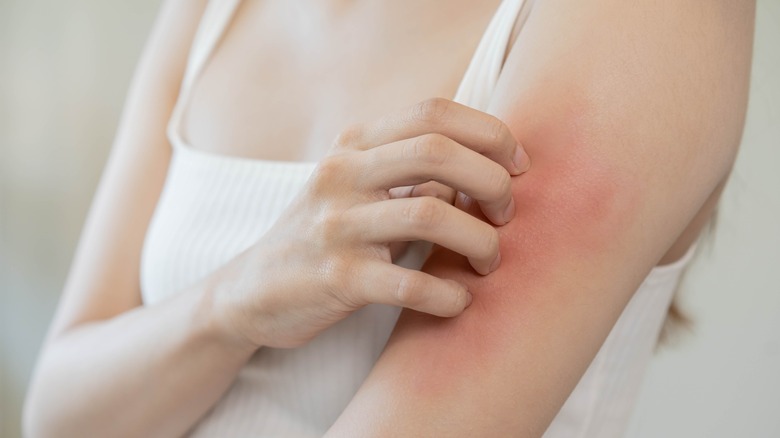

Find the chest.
xmin=180 ymin=0 xmax=501 ymax=161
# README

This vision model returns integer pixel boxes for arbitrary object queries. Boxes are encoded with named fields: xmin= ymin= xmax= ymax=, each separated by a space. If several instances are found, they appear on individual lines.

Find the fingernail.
xmin=489 ymin=252 xmax=502 ymax=273
xmin=465 ymin=291 xmax=473 ymax=308
xmin=512 ymin=144 xmax=531 ymax=174
xmin=503 ymin=196 xmax=516 ymax=224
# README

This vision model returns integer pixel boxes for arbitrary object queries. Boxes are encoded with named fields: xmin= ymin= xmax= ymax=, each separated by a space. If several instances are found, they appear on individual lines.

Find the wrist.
xmin=191 ymin=272 xmax=260 ymax=358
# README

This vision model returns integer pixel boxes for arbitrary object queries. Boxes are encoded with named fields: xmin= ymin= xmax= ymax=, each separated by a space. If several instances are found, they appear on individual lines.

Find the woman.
xmin=24 ymin=0 xmax=754 ymax=436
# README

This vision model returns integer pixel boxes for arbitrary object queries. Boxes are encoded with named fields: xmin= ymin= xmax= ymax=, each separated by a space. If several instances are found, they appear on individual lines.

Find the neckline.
xmin=172 ymin=134 xmax=319 ymax=168
xmin=166 ymin=0 xmax=525 ymax=167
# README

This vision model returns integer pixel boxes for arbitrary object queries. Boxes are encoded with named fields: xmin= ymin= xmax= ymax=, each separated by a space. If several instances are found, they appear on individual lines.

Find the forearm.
xmin=24 ymin=281 xmax=255 ymax=438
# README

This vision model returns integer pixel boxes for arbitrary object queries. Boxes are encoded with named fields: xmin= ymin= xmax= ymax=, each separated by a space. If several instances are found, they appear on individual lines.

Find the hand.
xmin=213 ymin=98 xmax=531 ymax=349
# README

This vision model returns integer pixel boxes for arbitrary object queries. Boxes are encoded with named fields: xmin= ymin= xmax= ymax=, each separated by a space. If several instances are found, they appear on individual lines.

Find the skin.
xmin=328 ymin=0 xmax=754 ymax=436
xmin=24 ymin=1 xmax=521 ymax=436
xmin=23 ymin=0 xmax=753 ymax=436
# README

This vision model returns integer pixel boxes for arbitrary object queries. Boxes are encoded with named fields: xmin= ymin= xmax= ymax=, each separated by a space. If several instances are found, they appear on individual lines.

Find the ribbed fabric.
xmin=140 ymin=0 xmax=695 ymax=436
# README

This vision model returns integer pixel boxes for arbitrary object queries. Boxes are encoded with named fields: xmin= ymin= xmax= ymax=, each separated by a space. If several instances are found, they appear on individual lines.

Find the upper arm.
xmin=47 ymin=0 xmax=208 ymax=337
xmin=329 ymin=0 xmax=754 ymax=435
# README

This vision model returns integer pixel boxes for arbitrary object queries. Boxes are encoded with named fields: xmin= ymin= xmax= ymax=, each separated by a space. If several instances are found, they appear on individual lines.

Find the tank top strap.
xmin=169 ymin=0 xmax=243 ymax=147
xmin=180 ymin=0 xmax=242 ymax=96
xmin=168 ymin=0 xmax=530 ymax=148
xmin=179 ymin=0 xmax=528 ymax=106
xmin=453 ymin=0 xmax=528 ymax=111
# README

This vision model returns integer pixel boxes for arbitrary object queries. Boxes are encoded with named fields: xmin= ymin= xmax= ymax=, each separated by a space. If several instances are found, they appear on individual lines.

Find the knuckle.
xmin=484 ymin=116 xmax=511 ymax=148
xmin=310 ymin=154 xmax=351 ymax=192
xmin=405 ymin=133 xmax=450 ymax=166
xmin=320 ymin=255 xmax=354 ymax=297
xmin=319 ymin=211 xmax=347 ymax=243
xmin=332 ymin=124 xmax=365 ymax=150
xmin=412 ymin=97 xmax=450 ymax=124
xmin=486 ymin=166 xmax=512 ymax=199
xmin=409 ymin=181 xmax=448 ymax=201
xmin=394 ymin=273 xmax=424 ymax=306
xmin=480 ymin=227 xmax=500 ymax=261
xmin=448 ymin=285 xmax=469 ymax=315
xmin=404 ymin=197 xmax=445 ymax=230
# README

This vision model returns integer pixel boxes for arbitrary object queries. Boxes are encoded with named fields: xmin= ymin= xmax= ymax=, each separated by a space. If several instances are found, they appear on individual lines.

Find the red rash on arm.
xmin=330 ymin=122 xmax=648 ymax=437
xmin=326 ymin=0 xmax=752 ymax=434
xmin=387 ymin=127 xmax=637 ymax=390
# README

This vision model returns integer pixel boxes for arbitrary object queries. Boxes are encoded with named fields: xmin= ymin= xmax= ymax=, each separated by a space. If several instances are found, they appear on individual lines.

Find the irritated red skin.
xmin=327 ymin=145 xmax=657 ymax=435
xmin=326 ymin=0 xmax=752 ymax=432
xmin=371 ymin=121 xmax=641 ymax=408
xmin=326 ymin=81 xmax=654 ymax=437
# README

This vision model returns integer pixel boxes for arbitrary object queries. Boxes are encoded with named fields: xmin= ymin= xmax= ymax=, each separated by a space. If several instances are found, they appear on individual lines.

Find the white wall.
xmin=0 ymin=1 xmax=161 ymax=436
xmin=1 ymin=1 xmax=778 ymax=437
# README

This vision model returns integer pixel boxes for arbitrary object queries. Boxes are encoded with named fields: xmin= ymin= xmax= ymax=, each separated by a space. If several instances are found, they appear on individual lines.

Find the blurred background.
xmin=1 ymin=1 xmax=778 ymax=437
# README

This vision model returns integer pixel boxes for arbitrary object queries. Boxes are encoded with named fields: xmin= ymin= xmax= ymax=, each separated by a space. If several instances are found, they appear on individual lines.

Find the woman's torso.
xmin=142 ymin=0 xmax=711 ymax=435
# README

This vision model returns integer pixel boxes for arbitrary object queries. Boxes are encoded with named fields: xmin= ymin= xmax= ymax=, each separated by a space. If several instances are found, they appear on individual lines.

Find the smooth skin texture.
xmin=23 ymin=1 xmax=528 ymax=437
xmin=327 ymin=0 xmax=754 ymax=436
xmin=24 ymin=0 xmax=753 ymax=437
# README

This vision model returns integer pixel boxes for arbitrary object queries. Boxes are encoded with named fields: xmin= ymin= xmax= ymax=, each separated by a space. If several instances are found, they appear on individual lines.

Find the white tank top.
xmin=141 ymin=0 xmax=696 ymax=436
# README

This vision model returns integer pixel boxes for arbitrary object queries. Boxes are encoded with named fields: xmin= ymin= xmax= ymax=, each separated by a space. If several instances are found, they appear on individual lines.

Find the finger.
xmin=387 ymin=182 xmax=455 ymax=262
xmin=346 ymin=197 xmax=501 ymax=275
xmin=389 ymin=181 xmax=456 ymax=205
xmin=363 ymin=133 xmax=515 ymax=225
xmin=348 ymin=97 xmax=531 ymax=175
xmin=349 ymin=261 xmax=472 ymax=317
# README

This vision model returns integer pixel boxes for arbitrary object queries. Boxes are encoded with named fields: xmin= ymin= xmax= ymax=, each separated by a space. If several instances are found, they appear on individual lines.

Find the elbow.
xmin=23 ymin=352 xmax=77 ymax=438
xmin=23 ymin=376 xmax=50 ymax=438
